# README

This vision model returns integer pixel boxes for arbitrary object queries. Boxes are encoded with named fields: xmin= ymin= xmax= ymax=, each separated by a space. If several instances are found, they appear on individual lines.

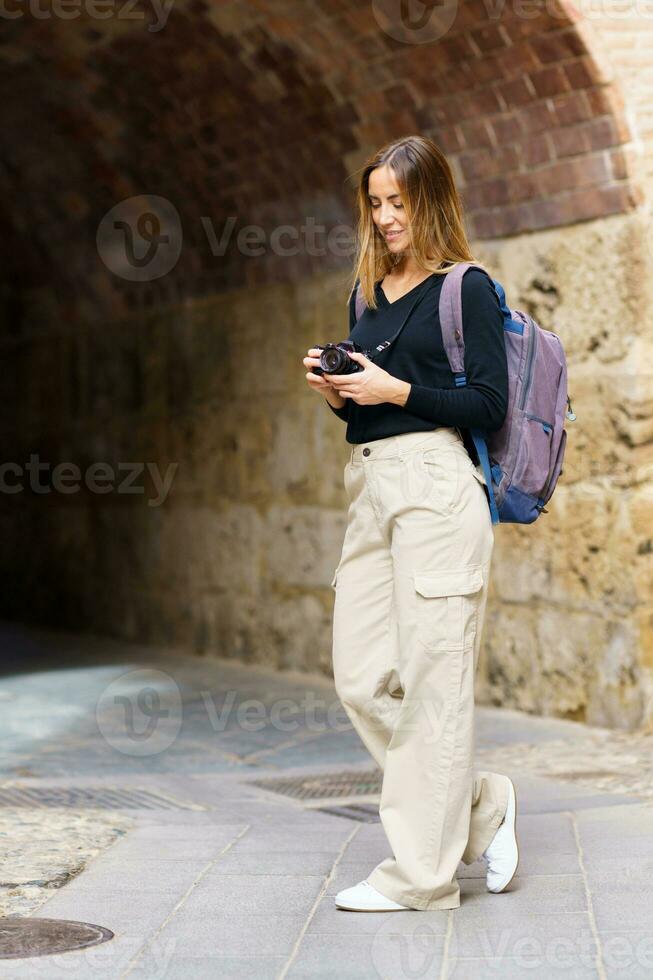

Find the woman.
xmin=303 ymin=135 xmax=519 ymax=912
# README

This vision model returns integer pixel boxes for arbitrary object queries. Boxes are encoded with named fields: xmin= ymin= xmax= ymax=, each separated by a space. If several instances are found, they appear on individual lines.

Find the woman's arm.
xmin=399 ymin=269 xmax=508 ymax=432
xmin=325 ymin=390 xmax=349 ymax=420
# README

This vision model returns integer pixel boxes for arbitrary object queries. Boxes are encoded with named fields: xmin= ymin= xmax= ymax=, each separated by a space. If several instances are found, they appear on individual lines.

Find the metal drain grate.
xmin=248 ymin=768 xmax=381 ymax=800
xmin=314 ymin=803 xmax=380 ymax=823
xmin=0 ymin=918 xmax=114 ymax=959
xmin=0 ymin=787 xmax=203 ymax=811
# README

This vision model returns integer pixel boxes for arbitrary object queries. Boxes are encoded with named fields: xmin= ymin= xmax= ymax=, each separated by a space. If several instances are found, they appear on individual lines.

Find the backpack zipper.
xmin=524 ymin=412 xmax=552 ymax=432
xmin=540 ymin=428 xmax=568 ymax=505
xmin=518 ymin=321 xmax=537 ymax=410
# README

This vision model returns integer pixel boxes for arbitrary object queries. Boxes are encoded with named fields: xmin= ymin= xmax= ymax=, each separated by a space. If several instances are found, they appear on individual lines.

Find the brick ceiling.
xmin=0 ymin=0 xmax=640 ymax=322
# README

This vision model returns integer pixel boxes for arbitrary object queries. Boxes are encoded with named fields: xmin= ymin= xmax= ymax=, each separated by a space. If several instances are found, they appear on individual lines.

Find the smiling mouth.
xmin=385 ymin=231 xmax=402 ymax=238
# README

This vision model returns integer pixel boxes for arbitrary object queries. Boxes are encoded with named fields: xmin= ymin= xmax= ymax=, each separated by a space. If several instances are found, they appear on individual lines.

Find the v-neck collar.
xmin=377 ymin=273 xmax=436 ymax=307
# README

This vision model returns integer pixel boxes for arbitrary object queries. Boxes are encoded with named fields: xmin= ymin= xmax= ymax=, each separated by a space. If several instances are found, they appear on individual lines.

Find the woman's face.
xmin=368 ymin=164 xmax=410 ymax=254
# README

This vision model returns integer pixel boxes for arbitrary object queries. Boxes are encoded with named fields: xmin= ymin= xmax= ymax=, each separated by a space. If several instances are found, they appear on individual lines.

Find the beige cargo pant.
xmin=330 ymin=426 xmax=510 ymax=911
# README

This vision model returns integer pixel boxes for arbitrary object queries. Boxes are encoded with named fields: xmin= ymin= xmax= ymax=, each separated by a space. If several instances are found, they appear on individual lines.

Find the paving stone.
xmin=457 ymin=874 xmax=588 ymax=916
xmin=323 ymin=862 xmax=384 ymax=895
xmin=126 ymin=953 xmax=288 ymax=980
xmin=285 ymin=932 xmax=444 ymax=979
xmin=205 ymin=849 xmax=337 ymax=876
xmin=155 ymin=910 xmax=307 ymax=956
xmin=442 ymin=954 xmax=600 ymax=978
xmin=51 ymin=862 xmax=202 ymax=893
xmin=584 ymin=869 xmax=653 ymax=897
xmin=590 ymin=897 xmax=653 ymax=933
xmin=174 ymin=873 xmax=324 ymax=916
xmin=0 ymin=924 xmax=175 ymax=979
xmin=450 ymin=911 xmax=598 ymax=960
xmin=459 ymin=848 xmax=583 ymax=877
xmin=31 ymin=888 xmax=182 ymax=928
xmin=596 ymin=929 xmax=653 ymax=979
xmin=474 ymin=707 xmax=600 ymax=746
xmin=518 ymin=792 xmax=644 ymax=814
xmin=308 ymin=899 xmax=449 ymax=935
xmin=89 ymin=840 xmax=240 ymax=863
xmin=336 ymin=843 xmax=391 ymax=863
xmin=231 ymin=834 xmax=352 ymax=853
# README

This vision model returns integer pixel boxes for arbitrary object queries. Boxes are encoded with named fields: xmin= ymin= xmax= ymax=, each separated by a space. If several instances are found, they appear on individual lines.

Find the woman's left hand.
xmin=323 ymin=351 xmax=406 ymax=406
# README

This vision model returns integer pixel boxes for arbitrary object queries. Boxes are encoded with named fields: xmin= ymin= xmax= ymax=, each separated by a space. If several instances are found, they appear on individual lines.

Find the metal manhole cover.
xmin=0 ymin=918 xmax=114 ymax=959
xmin=0 ymin=787 xmax=203 ymax=811
xmin=248 ymin=769 xmax=381 ymax=800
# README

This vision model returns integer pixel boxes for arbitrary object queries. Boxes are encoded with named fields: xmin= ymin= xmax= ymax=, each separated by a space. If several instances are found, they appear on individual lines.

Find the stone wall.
xmin=0 ymin=277 xmax=354 ymax=676
xmin=474 ymin=211 xmax=653 ymax=730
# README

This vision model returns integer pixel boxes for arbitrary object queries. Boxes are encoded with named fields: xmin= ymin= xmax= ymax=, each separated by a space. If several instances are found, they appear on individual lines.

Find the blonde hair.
xmin=347 ymin=135 xmax=488 ymax=312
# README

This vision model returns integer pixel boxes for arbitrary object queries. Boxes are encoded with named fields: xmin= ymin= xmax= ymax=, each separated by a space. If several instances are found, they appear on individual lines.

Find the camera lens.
xmin=320 ymin=347 xmax=348 ymax=373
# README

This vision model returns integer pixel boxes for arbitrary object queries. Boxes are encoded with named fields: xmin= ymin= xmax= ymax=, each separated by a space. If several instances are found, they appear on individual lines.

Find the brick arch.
xmin=0 ymin=0 xmax=640 ymax=320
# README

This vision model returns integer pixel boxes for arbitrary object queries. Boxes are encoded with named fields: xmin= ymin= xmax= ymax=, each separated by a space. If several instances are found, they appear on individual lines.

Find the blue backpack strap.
xmin=439 ymin=263 xmax=502 ymax=525
xmin=490 ymin=279 xmax=512 ymax=322
xmin=469 ymin=428 xmax=500 ymax=524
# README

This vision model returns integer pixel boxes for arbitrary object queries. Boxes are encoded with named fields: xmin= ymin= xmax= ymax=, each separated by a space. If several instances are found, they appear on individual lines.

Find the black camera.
xmin=312 ymin=340 xmax=373 ymax=376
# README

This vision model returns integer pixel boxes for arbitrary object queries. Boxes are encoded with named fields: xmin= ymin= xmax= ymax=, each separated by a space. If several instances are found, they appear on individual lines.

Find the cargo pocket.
xmin=414 ymin=564 xmax=483 ymax=653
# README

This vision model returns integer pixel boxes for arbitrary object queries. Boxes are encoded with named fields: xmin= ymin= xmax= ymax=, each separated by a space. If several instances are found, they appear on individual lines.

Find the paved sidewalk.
xmin=0 ymin=620 xmax=651 ymax=979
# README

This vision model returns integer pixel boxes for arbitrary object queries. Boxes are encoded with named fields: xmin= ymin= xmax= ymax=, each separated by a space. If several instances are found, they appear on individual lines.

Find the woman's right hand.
xmin=303 ymin=349 xmax=346 ymax=406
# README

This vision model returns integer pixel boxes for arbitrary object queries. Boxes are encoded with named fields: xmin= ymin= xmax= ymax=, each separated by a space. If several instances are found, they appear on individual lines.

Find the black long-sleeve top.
xmin=326 ymin=267 xmax=508 ymax=445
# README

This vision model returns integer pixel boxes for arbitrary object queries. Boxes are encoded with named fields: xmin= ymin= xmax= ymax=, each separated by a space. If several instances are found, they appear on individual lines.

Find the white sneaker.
xmin=335 ymin=879 xmax=413 ymax=911
xmin=482 ymin=775 xmax=519 ymax=893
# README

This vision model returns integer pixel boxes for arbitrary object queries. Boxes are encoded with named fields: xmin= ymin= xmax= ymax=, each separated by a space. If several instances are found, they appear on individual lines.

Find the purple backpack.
xmin=354 ymin=261 xmax=576 ymax=525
